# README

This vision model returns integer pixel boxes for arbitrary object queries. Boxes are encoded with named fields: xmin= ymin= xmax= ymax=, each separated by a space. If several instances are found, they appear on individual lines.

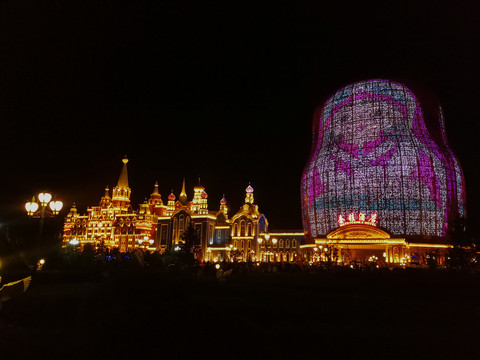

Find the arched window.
xmin=233 ymin=223 xmax=238 ymax=237
xmin=286 ymin=240 xmax=290 ymax=248
xmin=292 ymin=240 xmax=297 ymax=248
xmin=248 ymin=240 xmax=251 ymax=249
xmin=279 ymin=239 xmax=284 ymax=248
xmin=186 ymin=216 xmax=191 ymax=229
xmin=247 ymin=223 xmax=252 ymax=236
xmin=240 ymin=220 xmax=246 ymax=236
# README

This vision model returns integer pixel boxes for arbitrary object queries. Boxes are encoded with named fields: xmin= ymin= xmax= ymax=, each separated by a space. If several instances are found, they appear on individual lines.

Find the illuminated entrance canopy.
xmin=338 ymin=212 xmax=377 ymax=227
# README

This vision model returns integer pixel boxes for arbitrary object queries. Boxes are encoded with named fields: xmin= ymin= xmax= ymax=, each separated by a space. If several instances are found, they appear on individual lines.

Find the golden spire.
xmin=180 ymin=178 xmax=187 ymax=197
xmin=179 ymin=178 xmax=188 ymax=205
xmin=152 ymin=181 xmax=160 ymax=195
xmin=117 ymin=157 xmax=129 ymax=188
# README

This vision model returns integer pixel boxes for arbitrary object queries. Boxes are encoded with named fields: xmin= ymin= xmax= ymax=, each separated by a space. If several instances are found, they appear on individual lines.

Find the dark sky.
xmin=0 ymin=1 xmax=479 ymax=233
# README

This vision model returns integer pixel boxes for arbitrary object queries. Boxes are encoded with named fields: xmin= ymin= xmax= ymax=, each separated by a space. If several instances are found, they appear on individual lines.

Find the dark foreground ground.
xmin=1 ymin=266 xmax=480 ymax=359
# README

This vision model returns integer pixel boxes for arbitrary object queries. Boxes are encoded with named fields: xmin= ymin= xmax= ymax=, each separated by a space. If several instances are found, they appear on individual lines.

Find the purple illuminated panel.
xmin=301 ymin=79 xmax=466 ymax=239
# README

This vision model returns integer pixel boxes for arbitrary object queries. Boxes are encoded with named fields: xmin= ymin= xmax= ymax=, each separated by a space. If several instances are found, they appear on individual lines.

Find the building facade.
xmin=63 ymin=158 xmax=164 ymax=252
xmin=157 ymin=180 xmax=273 ymax=262
xmin=63 ymin=158 xmax=304 ymax=262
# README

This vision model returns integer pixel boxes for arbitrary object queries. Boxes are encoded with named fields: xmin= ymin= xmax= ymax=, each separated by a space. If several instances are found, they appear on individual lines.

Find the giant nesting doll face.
xmin=322 ymin=82 xmax=415 ymax=157
xmin=301 ymin=79 xmax=466 ymax=239
xmin=339 ymin=100 xmax=400 ymax=147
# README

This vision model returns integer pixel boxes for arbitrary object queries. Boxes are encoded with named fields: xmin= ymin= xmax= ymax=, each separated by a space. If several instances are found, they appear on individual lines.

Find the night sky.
xmin=0 ymin=1 xmax=478 ymax=234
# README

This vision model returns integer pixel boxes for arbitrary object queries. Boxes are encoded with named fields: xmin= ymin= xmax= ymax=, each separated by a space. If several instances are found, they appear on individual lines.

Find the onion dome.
xmin=168 ymin=190 xmax=176 ymax=201
xmin=246 ymin=184 xmax=254 ymax=193
xmin=220 ymin=194 xmax=227 ymax=204
xmin=201 ymin=190 xmax=208 ymax=199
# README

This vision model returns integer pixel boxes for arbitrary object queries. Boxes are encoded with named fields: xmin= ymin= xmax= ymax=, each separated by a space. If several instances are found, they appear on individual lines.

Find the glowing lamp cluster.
xmin=337 ymin=212 xmax=377 ymax=227
xmin=301 ymin=79 xmax=466 ymax=239
xmin=25 ymin=192 xmax=63 ymax=216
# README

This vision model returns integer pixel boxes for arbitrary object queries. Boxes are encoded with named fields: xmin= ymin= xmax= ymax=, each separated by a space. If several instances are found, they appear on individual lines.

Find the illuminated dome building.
xmin=301 ymin=79 xmax=466 ymax=265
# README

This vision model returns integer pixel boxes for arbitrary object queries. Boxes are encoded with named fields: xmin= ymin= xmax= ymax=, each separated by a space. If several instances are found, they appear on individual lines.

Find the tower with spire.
xmin=112 ymin=157 xmax=131 ymax=208
xmin=99 ymin=186 xmax=111 ymax=207
xmin=191 ymin=178 xmax=208 ymax=215
xmin=245 ymin=183 xmax=254 ymax=204
xmin=165 ymin=190 xmax=176 ymax=216
xmin=148 ymin=181 xmax=165 ymax=216
xmin=219 ymin=194 xmax=228 ymax=217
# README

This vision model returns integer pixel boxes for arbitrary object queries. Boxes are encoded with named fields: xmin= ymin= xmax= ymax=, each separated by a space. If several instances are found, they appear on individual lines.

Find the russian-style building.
xmin=63 ymin=158 xmax=164 ymax=252
xmin=63 ymin=158 xmax=304 ymax=262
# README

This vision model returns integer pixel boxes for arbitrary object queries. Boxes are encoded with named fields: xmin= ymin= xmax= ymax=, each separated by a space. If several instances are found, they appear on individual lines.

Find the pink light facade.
xmin=301 ymin=79 xmax=466 ymax=239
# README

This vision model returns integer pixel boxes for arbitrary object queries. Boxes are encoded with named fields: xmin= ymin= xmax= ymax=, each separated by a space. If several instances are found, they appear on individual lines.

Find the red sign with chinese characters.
xmin=337 ymin=212 xmax=377 ymax=227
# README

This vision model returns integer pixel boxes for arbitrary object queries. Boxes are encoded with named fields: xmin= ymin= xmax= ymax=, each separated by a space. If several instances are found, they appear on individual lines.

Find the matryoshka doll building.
xmin=300 ymin=79 xmax=466 ymax=265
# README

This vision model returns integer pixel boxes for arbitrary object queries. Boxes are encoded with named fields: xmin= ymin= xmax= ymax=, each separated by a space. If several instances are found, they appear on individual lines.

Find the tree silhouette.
xmin=178 ymin=223 xmax=201 ymax=266
xmin=446 ymin=214 xmax=475 ymax=271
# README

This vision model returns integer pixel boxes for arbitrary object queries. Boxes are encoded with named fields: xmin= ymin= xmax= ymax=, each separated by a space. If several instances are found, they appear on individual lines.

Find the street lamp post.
xmin=25 ymin=192 xmax=63 ymax=246
xmin=138 ymin=235 xmax=155 ymax=251
xmin=257 ymin=236 xmax=264 ymax=262
xmin=258 ymin=234 xmax=277 ymax=263
xmin=271 ymin=238 xmax=277 ymax=262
